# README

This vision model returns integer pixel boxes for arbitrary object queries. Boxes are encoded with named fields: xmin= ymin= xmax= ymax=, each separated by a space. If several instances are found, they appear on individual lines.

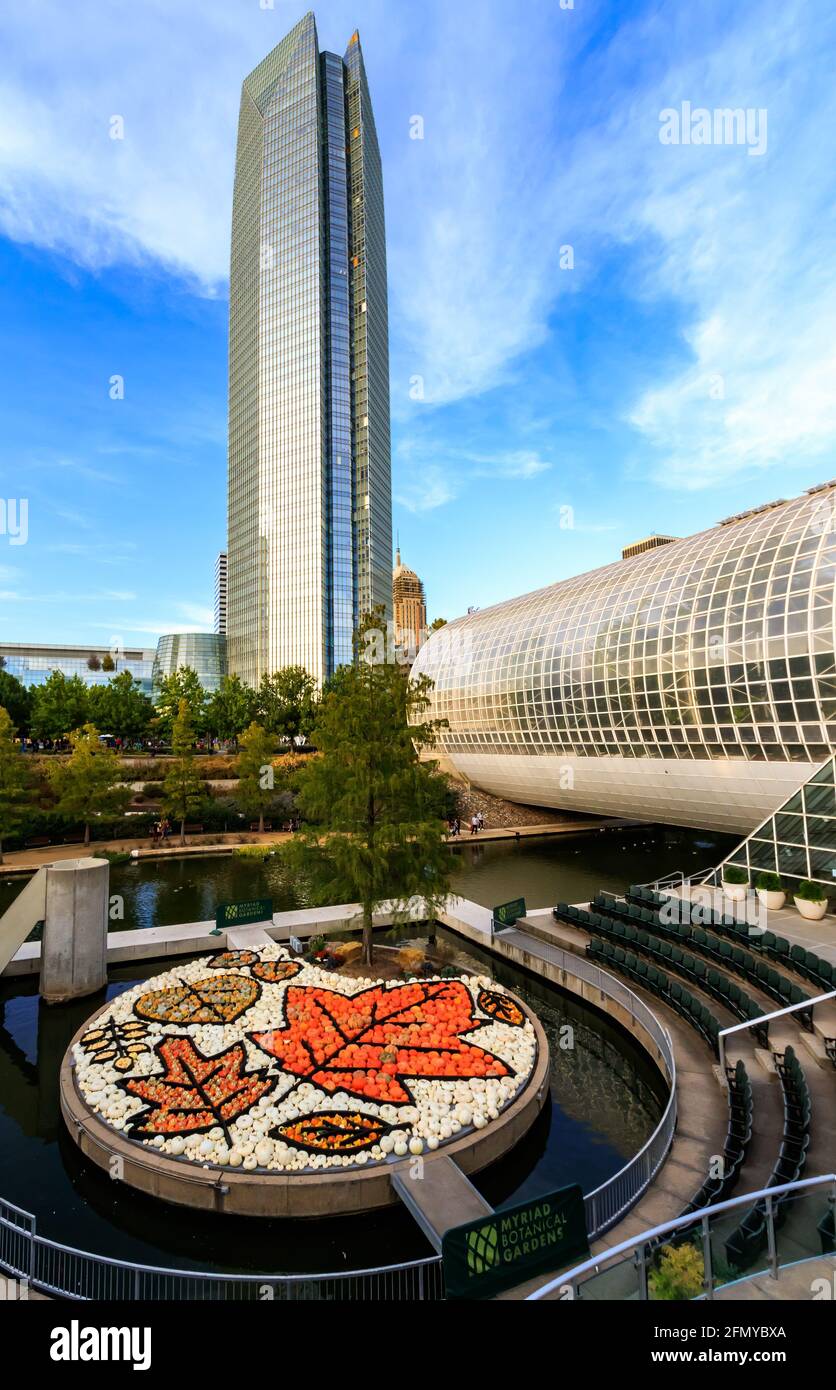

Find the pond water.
xmin=0 ymin=824 xmax=735 ymax=1274
xmin=0 ymin=924 xmax=668 ymax=1275
xmin=0 ymin=823 xmax=736 ymax=933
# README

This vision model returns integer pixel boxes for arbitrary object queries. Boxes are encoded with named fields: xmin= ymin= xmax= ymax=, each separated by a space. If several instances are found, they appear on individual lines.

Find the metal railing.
xmin=547 ymin=948 xmax=678 ymax=1238
xmin=527 ymin=1173 xmax=836 ymax=1301
xmin=0 ymin=1199 xmax=446 ymax=1300
xmin=718 ymin=989 xmax=836 ymax=1073
xmin=0 ymin=954 xmax=677 ymax=1300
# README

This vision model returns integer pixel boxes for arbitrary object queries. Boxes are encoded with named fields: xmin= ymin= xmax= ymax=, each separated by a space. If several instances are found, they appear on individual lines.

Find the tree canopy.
xmin=47 ymin=723 xmax=130 ymax=844
xmin=0 ymin=706 xmax=33 ymax=863
xmin=87 ymin=671 xmax=153 ymax=743
xmin=0 ymin=671 xmax=32 ymax=736
xmin=30 ymin=671 xmax=89 ymax=742
xmin=283 ymin=610 xmax=450 ymax=965
xmin=256 ymin=666 xmax=319 ymax=743
xmin=205 ymin=674 xmax=256 ymax=743
xmin=161 ymin=700 xmax=206 ymax=844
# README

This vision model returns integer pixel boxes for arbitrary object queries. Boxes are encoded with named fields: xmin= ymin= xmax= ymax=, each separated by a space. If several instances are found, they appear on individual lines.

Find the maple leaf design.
xmin=122 ymin=1035 xmax=272 ymax=1141
xmin=251 ymin=979 xmax=512 ymax=1105
xmin=134 ymin=974 xmax=260 ymax=1026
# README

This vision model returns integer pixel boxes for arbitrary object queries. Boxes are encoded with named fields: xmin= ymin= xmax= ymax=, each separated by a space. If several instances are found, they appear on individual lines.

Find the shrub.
xmin=753 ymin=871 xmax=783 ymax=892
xmin=721 ymin=864 xmax=749 ymax=885
xmin=141 ymin=782 xmax=164 ymax=798
xmin=648 ymin=1242 xmax=704 ymax=1300
xmin=794 ymin=879 xmax=828 ymax=903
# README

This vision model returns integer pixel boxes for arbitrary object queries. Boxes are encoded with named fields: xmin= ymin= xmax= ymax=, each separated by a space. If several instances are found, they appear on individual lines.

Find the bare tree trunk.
xmin=0 ymin=836 xmax=4 ymax=866
xmin=258 ymin=811 xmax=264 ymax=833
xmin=180 ymin=818 xmax=186 ymax=846
xmin=363 ymin=900 xmax=373 ymax=967
xmin=84 ymin=823 xmax=91 ymax=846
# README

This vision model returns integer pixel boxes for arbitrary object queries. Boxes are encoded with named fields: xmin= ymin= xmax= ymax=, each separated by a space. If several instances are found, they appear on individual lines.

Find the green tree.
xmin=161 ymin=700 xmax=205 ymax=845
xmin=30 ymin=671 xmax=89 ymax=742
xmin=0 ymin=707 xmax=33 ymax=863
xmin=101 ymin=652 xmax=115 ymax=672
xmin=237 ymin=721 xmax=286 ymax=831
xmin=429 ymin=617 xmax=447 ymax=631
xmin=284 ymin=610 xmax=451 ymax=966
xmin=205 ymin=674 xmax=256 ymax=744
xmin=0 ymin=671 xmax=33 ymax=736
xmin=154 ymin=667 xmax=207 ymax=739
xmin=48 ymin=723 xmax=130 ymax=845
xmin=256 ymin=666 xmax=318 ymax=744
xmin=88 ymin=671 xmax=153 ymax=744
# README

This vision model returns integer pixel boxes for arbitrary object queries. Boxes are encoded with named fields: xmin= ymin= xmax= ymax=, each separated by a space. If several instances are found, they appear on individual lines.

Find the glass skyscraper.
xmin=227 ymin=13 xmax=392 ymax=686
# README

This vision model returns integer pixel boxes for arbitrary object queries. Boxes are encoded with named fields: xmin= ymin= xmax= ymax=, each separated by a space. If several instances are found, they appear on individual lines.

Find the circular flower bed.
xmin=71 ymin=943 xmax=537 ymax=1173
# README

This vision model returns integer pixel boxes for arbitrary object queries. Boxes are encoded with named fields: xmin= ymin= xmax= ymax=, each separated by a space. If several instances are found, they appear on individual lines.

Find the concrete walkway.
xmin=0 ymin=816 xmax=639 ymax=878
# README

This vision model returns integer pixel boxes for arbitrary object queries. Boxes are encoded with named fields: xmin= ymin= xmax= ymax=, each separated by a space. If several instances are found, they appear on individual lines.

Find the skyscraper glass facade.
xmin=412 ymin=483 xmax=836 ymax=835
xmin=227 ymin=14 xmax=391 ymax=687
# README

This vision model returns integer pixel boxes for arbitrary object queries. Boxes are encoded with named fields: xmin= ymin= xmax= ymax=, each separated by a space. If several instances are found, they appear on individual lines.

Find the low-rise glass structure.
xmin=0 ymin=642 xmax=155 ymax=694
xmin=152 ymin=633 xmax=227 ymax=696
xmin=412 ymin=483 xmax=836 ymax=835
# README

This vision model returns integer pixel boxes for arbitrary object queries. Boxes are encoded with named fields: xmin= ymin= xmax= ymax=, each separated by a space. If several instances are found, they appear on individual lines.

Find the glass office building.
xmin=0 ymin=643 xmax=155 ymax=694
xmin=412 ymin=483 xmax=836 ymax=836
xmin=227 ymin=13 xmax=392 ymax=687
xmin=152 ymin=634 xmax=227 ymax=696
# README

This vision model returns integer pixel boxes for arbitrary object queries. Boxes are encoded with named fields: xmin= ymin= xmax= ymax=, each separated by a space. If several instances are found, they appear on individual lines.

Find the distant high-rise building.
xmin=392 ymin=549 xmax=427 ymax=656
xmin=227 ymin=12 xmax=392 ymax=686
xmin=214 ymin=551 xmax=228 ymax=636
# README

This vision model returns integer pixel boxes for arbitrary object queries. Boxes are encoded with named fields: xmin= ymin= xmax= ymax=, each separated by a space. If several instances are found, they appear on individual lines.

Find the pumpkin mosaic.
xmin=71 ymin=944 xmax=537 ymax=1173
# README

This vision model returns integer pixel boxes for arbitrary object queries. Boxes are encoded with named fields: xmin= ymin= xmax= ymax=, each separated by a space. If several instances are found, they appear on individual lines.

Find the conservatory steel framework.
xmin=412 ymin=483 xmax=836 ymax=835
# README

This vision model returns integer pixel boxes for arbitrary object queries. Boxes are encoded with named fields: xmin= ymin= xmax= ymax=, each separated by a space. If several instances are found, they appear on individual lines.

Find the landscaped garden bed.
xmin=70 ymin=943 xmax=538 ymax=1175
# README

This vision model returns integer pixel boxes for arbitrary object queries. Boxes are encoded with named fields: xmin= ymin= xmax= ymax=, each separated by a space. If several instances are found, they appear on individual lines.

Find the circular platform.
xmin=60 ymin=943 xmax=549 ymax=1217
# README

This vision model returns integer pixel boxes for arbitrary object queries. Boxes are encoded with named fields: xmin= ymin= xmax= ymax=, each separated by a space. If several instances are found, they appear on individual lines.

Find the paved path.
xmin=0 ymin=817 xmax=636 ymax=878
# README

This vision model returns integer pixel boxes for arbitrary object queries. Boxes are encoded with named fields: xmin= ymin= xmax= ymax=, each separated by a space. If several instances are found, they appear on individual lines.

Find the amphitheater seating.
xmin=724 ymin=1046 xmax=812 ymax=1271
xmin=558 ymin=903 xmax=769 ymax=1046
xmin=681 ymin=1060 xmax=754 ymax=1215
xmin=585 ymin=937 xmax=721 ymax=1055
xmin=626 ymin=884 xmax=835 ymax=995
xmin=554 ymin=895 xmax=814 ymax=1029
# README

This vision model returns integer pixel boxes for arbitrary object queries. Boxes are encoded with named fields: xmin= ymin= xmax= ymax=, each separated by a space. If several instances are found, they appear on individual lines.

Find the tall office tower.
xmin=227 ymin=12 xmax=392 ymax=686
xmin=214 ymin=551 xmax=228 ymax=636
xmin=392 ymin=548 xmax=427 ymax=655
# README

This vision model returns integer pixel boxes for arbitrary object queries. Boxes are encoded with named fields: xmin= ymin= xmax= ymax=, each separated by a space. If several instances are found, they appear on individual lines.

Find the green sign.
xmin=214 ymin=898 xmax=273 ymax=932
xmin=492 ymin=897 xmax=526 ymax=928
xmin=442 ymin=1184 xmax=588 ymax=1300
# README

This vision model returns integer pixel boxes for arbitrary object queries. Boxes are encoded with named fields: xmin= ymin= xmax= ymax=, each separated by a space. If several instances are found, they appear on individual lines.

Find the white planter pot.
xmin=722 ymin=882 xmax=748 ymax=903
xmin=756 ymin=889 xmax=786 ymax=911
xmin=794 ymin=896 xmax=828 ymax=921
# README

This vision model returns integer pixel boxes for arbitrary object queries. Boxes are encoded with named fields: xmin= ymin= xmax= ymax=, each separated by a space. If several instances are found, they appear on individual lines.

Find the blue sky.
xmin=1 ymin=0 xmax=835 ymax=645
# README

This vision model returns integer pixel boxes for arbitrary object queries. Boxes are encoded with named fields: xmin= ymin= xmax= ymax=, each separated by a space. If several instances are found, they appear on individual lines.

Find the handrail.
xmin=718 ymin=989 xmax=836 ymax=1073
xmin=527 ymin=1173 xmax=836 ymax=1300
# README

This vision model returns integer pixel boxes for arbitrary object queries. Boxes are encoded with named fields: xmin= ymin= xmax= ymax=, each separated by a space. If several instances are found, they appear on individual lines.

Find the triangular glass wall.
xmin=715 ymin=754 xmax=836 ymax=889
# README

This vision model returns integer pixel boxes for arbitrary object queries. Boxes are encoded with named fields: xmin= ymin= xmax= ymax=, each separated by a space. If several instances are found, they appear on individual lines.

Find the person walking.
xmin=470 ymin=815 xmax=478 ymax=836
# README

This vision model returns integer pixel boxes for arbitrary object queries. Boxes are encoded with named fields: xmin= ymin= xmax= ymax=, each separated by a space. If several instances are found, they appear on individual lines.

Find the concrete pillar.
xmin=40 ymin=858 xmax=110 ymax=1005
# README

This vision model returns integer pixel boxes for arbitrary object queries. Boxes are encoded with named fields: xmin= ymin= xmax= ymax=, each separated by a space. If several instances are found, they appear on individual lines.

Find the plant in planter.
xmin=793 ymin=879 xmax=829 ymax=922
xmin=753 ymin=871 xmax=786 ymax=911
xmin=721 ymin=863 xmax=749 ymax=903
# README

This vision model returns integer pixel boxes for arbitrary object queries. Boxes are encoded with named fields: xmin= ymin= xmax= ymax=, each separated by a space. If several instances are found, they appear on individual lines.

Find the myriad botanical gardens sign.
xmin=214 ymin=897 xmax=273 ymax=932
xmin=442 ymin=1184 xmax=588 ymax=1299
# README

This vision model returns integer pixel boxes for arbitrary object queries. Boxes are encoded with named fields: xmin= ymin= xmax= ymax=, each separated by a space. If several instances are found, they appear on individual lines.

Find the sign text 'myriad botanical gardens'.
xmin=442 ymin=1184 xmax=588 ymax=1299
